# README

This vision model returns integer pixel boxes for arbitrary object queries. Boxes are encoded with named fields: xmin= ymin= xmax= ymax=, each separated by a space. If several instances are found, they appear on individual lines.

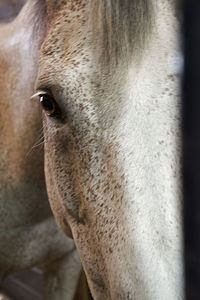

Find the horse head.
xmin=29 ymin=0 xmax=183 ymax=298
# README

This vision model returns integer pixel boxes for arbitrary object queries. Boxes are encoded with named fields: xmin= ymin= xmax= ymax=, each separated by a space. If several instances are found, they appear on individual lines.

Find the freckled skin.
xmin=38 ymin=0 xmax=183 ymax=299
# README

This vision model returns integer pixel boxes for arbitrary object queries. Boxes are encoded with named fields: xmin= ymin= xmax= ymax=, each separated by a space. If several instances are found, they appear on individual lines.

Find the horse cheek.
xmin=44 ymin=133 xmax=76 ymax=238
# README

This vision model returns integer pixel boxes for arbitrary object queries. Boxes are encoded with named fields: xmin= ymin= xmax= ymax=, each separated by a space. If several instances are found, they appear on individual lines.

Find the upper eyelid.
xmin=30 ymin=90 xmax=49 ymax=99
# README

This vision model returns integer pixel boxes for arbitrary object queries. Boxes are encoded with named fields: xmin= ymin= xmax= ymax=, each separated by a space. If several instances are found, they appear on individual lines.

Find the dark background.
xmin=183 ymin=0 xmax=200 ymax=299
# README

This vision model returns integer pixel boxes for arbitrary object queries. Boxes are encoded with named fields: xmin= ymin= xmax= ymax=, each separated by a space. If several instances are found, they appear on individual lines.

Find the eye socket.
xmin=39 ymin=94 xmax=60 ymax=117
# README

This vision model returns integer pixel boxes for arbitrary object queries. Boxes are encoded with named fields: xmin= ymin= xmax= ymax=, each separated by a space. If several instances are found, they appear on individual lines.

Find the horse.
xmin=2 ymin=0 xmax=184 ymax=299
xmin=0 ymin=1 xmax=90 ymax=299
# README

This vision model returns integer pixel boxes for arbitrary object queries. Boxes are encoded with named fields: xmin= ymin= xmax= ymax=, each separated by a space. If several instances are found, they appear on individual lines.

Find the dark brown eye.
xmin=39 ymin=94 xmax=58 ymax=116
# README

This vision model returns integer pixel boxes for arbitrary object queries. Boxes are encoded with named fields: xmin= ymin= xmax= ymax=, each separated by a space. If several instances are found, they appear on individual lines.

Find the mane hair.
xmin=90 ymin=0 xmax=154 ymax=68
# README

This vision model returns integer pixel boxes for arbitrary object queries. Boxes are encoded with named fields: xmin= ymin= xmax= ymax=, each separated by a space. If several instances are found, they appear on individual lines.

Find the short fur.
xmin=90 ymin=0 xmax=153 ymax=67
xmin=35 ymin=0 xmax=184 ymax=299
xmin=1 ymin=0 xmax=184 ymax=299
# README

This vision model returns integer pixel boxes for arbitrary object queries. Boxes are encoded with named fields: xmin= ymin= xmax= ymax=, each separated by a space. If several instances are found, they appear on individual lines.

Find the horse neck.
xmin=0 ymin=0 xmax=44 ymax=188
xmin=0 ymin=0 xmax=46 ymax=135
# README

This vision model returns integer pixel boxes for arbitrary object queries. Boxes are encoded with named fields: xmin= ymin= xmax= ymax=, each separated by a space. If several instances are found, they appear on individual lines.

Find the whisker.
xmin=34 ymin=134 xmax=45 ymax=145
xmin=25 ymin=120 xmax=49 ymax=159
xmin=25 ymin=140 xmax=45 ymax=158
xmin=31 ymin=140 xmax=45 ymax=150
xmin=26 ymin=126 xmax=45 ymax=158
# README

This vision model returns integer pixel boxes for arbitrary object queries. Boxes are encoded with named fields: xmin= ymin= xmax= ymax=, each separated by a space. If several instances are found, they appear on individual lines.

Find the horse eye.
xmin=39 ymin=94 xmax=58 ymax=116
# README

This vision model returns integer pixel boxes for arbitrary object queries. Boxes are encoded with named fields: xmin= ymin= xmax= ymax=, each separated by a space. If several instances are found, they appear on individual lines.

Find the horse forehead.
xmin=45 ymin=0 xmax=87 ymax=28
xmin=40 ymin=0 xmax=89 ymax=73
xmin=45 ymin=0 xmax=87 ymax=12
